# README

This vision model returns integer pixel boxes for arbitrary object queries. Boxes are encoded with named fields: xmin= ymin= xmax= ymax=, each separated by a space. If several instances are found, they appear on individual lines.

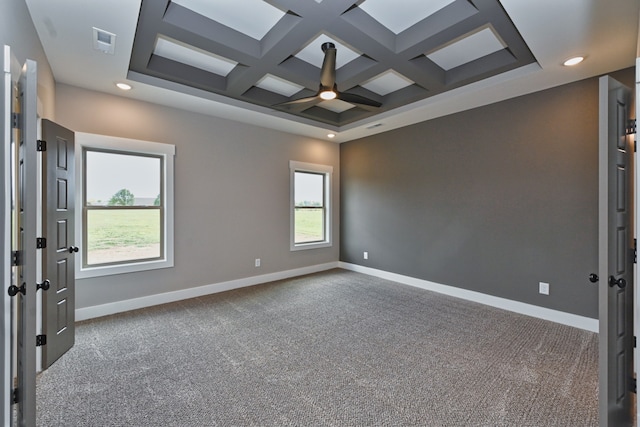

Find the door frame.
xmin=635 ymin=57 xmax=640 ymax=426
xmin=1 ymin=44 xmax=13 ymax=427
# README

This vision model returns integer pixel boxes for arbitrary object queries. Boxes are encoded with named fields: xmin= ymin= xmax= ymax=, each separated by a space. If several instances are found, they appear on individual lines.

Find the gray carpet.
xmin=36 ymin=269 xmax=598 ymax=426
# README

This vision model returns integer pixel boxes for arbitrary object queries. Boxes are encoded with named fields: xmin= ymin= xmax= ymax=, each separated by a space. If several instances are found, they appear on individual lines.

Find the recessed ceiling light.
xmin=327 ymin=133 xmax=336 ymax=138
xmin=563 ymin=56 xmax=585 ymax=66
xmin=116 ymin=83 xmax=132 ymax=91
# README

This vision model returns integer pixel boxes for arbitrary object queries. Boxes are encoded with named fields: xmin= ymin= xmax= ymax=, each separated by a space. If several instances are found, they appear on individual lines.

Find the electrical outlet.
xmin=255 ymin=258 xmax=261 ymax=267
xmin=539 ymin=282 xmax=549 ymax=295
xmin=363 ymin=252 xmax=368 ymax=260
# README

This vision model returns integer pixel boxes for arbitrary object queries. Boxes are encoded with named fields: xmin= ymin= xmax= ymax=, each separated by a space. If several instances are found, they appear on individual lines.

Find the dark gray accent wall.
xmin=340 ymin=68 xmax=634 ymax=319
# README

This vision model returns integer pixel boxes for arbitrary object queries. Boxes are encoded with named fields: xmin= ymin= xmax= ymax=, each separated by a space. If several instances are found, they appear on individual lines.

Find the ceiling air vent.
xmin=366 ymin=123 xmax=383 ymax=129
xmin=92 ymin=27 xmax=116 ymax=55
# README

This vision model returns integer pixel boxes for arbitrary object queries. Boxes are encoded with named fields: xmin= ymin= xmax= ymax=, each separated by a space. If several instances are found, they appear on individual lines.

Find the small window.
xmin=77 ymin=133 xmax=175 ymax=278
xmin=290 ymin=161 xmax=332 ymax=251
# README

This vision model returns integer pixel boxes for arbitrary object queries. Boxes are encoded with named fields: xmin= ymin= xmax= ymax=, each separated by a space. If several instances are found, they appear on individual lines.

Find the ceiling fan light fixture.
xmin=319 ymin=90 xmax=337 ymax=100
xmin=276 ymin=43 xmax=380 ymax=111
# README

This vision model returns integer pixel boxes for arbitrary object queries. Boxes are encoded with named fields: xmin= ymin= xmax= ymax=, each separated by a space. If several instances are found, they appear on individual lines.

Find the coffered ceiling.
xmin=23 ymin=0 xmax=640 ymax=142
xmin=129 ymin=0 xmax=536 ymax=127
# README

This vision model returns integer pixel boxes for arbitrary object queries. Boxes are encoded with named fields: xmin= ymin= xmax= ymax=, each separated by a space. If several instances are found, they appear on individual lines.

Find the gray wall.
xmin=0 ymin=0 xmax=55 ymax=118
xmin=55 ymin=84 xmax=340 ymax=309
xmin=340 ymin=69 xmax=634 ymax=319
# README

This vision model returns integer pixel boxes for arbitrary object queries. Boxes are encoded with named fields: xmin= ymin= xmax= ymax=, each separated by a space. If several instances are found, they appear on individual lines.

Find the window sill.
xmin=76 ymin=257 xmax=174 ymax=279
xmin=290 ymin=241 xmax=332 ymax=252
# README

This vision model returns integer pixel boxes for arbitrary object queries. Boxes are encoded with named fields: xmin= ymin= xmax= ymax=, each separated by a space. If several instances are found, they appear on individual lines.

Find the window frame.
xmin=76 ymin=133 xmax=175 ymax=279
xmin=289 ymin=160 xmax=332 ymax=251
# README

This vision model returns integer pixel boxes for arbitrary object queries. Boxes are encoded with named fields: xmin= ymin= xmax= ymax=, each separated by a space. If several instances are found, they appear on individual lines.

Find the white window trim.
xmin=289 ymin=160 xmax=332 ymax=251
xmin=75 ymin=132 xmax=175 ymax=279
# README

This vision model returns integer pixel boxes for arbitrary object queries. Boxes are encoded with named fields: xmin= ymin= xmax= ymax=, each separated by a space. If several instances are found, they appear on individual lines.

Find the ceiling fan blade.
xmin=276 ymin=96 xmax=318 ymax=107
xmin=337 ymin=92 xmax=382 ymax=109
xmin=320 ymin=42 xmax=336 ymax=89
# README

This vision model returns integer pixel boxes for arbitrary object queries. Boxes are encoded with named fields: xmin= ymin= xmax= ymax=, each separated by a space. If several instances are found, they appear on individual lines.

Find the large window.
xmin=290 ymin=161 xmax=332 ymax=251
xmin=77 ymin=133 xmax=175 ymax=278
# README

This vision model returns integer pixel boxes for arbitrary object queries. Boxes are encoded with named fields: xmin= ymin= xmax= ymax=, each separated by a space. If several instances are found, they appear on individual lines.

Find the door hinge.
xmin=11 ymin=113 xmax=19 ymax=129
xmin=36 ymin=334 xmax=46 ymax=347
xmin=630 ymin=377 xmax=637 ymax=394
xmin=634 ymin=239 xmax=637 ymax=264
xmin=11 ymin=388 xmax=18 ymax=405
xmin=36 ymin=139 xmax=46 ymax=152
xmin=627 ymin=119 xmax=637 ymax=135
xmin=11 ymin=250 xmax=20 ymax=266
xmin=36 ymin=237 xmax=46 ymax=249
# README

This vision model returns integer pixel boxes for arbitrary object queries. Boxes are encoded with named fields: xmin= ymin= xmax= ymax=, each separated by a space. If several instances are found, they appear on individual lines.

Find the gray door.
xmin=15 ymin=59 xmax=38 ymax=427
xmin=598 ymin=75 xmax=634 ymax=427
xmin=41 ymin=119 xmax=75 ymax=369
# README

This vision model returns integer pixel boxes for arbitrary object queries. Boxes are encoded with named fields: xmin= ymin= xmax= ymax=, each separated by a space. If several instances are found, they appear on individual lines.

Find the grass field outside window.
xmin=294 ymin=208 xmax=324 ymax=243
xmin=86 ymin=209 xmax=161 ymax=265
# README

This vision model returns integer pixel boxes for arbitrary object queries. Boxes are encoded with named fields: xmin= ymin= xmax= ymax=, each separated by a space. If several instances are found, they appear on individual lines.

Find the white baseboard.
xmin=76 ymin=261 xmax=599 ymax=333
xmin=75 ymin=262 xmax=339 ymax=321
xmin=339 ymin=262 xmax=598 ymax=333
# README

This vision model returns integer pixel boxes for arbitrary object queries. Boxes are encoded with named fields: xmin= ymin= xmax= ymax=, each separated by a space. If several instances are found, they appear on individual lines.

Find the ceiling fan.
xmin=276 ymin=42 xmax=382 ymax=111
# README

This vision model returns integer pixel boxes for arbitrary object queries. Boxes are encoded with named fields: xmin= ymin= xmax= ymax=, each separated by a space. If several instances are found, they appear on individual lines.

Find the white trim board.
xmin=339 ymin=262 xmax=598 ymax=333
xmin=76 ymin=262 xmax=339 ymax=321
